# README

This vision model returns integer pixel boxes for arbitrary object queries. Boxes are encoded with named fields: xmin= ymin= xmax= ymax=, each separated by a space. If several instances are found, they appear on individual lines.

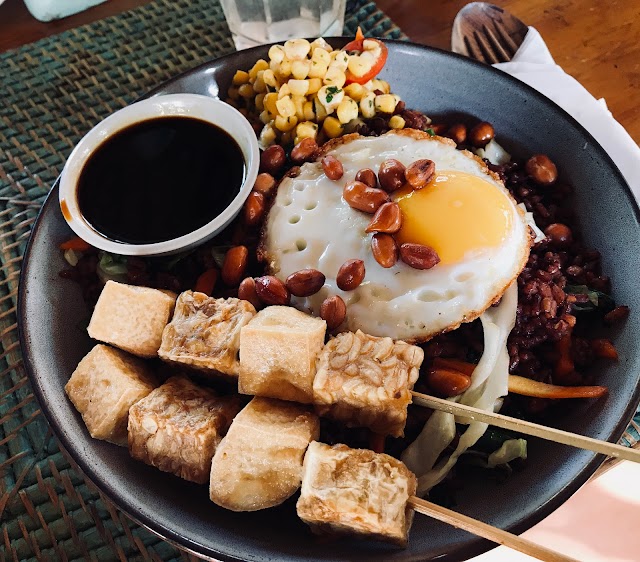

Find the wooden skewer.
xmin=408 ymin=496 xmax=579 ymax=562
xmin=411 ymin=391 xmax=640 ymax=463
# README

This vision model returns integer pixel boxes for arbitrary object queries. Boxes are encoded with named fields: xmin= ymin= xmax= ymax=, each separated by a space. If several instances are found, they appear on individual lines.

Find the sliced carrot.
xmin=508 ymin=375 xmax=607 ymax=399
xmin=369 ymin=432 xmax=386 ymax=454
xmin=60 ymin=236 xmax=91 ymax=252
xmin=194 ymin=268 xmax=218 ymax=296
xmin=591 ymin=339 xmax=619 ymax=361
xmin=433 ymin=357 xmax=475 ymax=377
xmin=555 ymin=334 xmax=574 ymax=376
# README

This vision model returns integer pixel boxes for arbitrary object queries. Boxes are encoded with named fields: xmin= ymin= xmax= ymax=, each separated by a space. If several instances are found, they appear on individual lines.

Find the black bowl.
xmin=19 ymin=40 xmax=640 ymax=561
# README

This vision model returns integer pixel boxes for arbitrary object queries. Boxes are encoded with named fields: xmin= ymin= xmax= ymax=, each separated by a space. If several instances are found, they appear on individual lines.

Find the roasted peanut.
xmin=427 ymin=367 xmax=471 ymax=397
xmin=446 ymin=123 xmax=467 ymax=145
xmin=526 ymin=154 xmax=558 ymax=186
xmin=468 ymin=121 xmax=494 ymax=147
xmin=321 ymin=155 xmax=344 ymax=180
xmin=336 ymin=259 xmax=365 ymax=291
xmin=253 ymin=172 xmax=276 ymax=196
xmin=255 ymin=275 xmax=290 ymax=305
xmin=290 ymin=138 xmax=319 ymax=164
xmin=355 ymin=168 xmax=377 ymax=188
xmin=238 ymin=277 xmax=262 ymax=309
xmin=221 ymin=245 xmax=249 ymax=286
xmin=243 ymin=191 xmax=265 ymax=227
xmin=371 ymin=233 xmax=398 ymax=268
xmin=320 ymin=295 xmax=347 ymax=330
xmin=399 ymin=243 xmax=440 ymax=270
xmin=404 ymin=159 xmax=435 ymax=189
xmin=365 ymin=202 xmax=402 ymax=234
xmin=545 ymin=223 xmax=572 ymax=247
xmin=260 ymin=145 xmax=286 ymax=175
xmin=285 ymin=268 xmax=326 ymax=297
xmin=378 ymin=159 xmax=406 ymax=192
xmin=343 ymin=181 xmax=389 ymax=213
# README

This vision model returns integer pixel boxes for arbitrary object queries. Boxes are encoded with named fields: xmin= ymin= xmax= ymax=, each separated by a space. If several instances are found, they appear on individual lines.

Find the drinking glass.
xmin=220 ymin=0 xmax=347 ymax=50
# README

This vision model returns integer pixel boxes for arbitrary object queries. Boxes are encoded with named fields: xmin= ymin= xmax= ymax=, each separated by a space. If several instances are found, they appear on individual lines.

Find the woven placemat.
xmin=0 ymin=1 xmax=405 ymax=560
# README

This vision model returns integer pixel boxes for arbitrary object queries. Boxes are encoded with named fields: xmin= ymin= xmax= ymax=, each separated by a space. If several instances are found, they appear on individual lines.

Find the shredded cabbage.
xmin=402 ymin=282 xmax=518 ymax=495
xmin=97 ymin=252 xmax=128 ymax=284
xmin=474 ymin=139 xmax=511 ymax=165
xmin=487 ymin=439 xmax=528 ymax=468
xmin=518 ymin=202 xmax=546 ymax=243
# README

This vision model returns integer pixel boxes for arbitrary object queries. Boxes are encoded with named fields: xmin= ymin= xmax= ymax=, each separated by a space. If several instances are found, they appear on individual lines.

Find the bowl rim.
xmin=18 ymin=38 xmax=640 ymax=562
xmin=57 ymin=93 xmax=260 ymax=256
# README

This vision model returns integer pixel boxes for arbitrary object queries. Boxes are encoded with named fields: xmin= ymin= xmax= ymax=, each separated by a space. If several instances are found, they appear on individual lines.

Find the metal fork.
xmin=451 ymin=2 xmax=529 ymax=64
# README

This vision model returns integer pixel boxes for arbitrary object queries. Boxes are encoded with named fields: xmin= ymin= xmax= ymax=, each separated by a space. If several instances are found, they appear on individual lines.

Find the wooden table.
xmin=0 ymin=0 xmax=638 ymax=142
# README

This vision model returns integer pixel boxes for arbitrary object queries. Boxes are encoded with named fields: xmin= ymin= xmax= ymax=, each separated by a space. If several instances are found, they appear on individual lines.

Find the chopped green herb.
xmin=426 ymin=127 xmax=436 ymax=136
xmin=325 ymin=86 xmax=341 ymax=103
xmin=565 ymin=284 xmax=615 ymax=314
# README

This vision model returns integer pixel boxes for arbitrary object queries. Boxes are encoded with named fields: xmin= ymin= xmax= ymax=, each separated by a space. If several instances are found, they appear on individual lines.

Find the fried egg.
xmin=262 ymin=130 xmax=531 ymax=341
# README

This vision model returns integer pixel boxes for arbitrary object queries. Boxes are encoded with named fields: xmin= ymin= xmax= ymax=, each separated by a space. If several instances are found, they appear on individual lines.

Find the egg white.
xmin=262 ymin=130 xmax=530 ymax=341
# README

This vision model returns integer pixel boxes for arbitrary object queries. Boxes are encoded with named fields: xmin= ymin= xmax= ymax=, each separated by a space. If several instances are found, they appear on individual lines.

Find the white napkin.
xmin=493 ymin=27 xmax=640 ymax=201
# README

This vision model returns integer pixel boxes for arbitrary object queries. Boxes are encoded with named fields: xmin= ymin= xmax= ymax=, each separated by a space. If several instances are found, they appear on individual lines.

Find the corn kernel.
xmin=389 ymin=115 xmax=406 ymax=129
xmin=253 ymin=75 xmax=267 ymax=94
xmin=275 ymin=114 xmax=298 ymax=132
xmin=264 ymin=92 xmax=278 ymax=115
xmin=255 ymin=93 xmax=266 ymax=111
xmin=308 ymin=61 xmax=329 ymax=79
xmin=259 ymin=124 xmax=277 ymax=148
xmin=330 ymin=50 xmax=349 ymax=70
xmin=259 ymin=110 xmax=271 ymax=124
xmin=310 ymin=37 xmax=333 ymax=53
xmin=371 ymin=79 xmax=390 ymax=94
xmin=232 ymin=70 xmax=250 ymax=86
xmin=277 ymin=83 xmax=291 ymax=98
xmin=249 ymin=59 xmax=269 ymax=80
xmin=374 ymin=93 xmax=396 ymax=113
xmin=303 ymin=100 xmax=316 ymax=121
xmin=312 ymin=48 xmax=331 ymax=66
xmin=314 ymin=96 xmax=328 ymax=121
xmin=276 ymin=96 xmax=296 ymax=118
xmin=238 ymin=83 xmax=255 ymax=99
xmin=277 ymin=58 xmax=292 ymax=79
xmin=322 ymin=116 xmax=343 ymax=138
xmin=268 ymin=44 xmax=285 ymax=64
xmin=317 ymin=85 xmax=344 ymax=113
xmin=296 ymin=121 xmax=318 ymax=141
xmin=227 ymin=86 xmax=240 ymax=100
xmin=347 ymin=55 xmax=373 ymax=78
xmin=307 ymin=77 xmax=322 ymax=95
xmin=293 ymin=95 xmax=306 ymax=120
xmin=360 ymin=92 xmax=376 ymax=118
xmin=323 ymin=66 xmax=346 ymax=88
xmin=288 ymin=79 xmax=309 ymax=97
xmin=344 ymin=83 xmax=365 ymax=102
xmin=291 ymin=60 xmax=311 ymax=80
xmin=337 ymin=98 xmax=359 ymax=124
xmin=284 ymin=38 xmax=311 ymax=61
xmin=262 ymin=69 xmax=278 ymax=88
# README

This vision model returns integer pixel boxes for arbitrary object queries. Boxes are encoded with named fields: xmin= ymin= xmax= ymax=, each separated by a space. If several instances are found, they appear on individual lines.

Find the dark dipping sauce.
xmin=77 ymin=116 xmax=245 ymax=244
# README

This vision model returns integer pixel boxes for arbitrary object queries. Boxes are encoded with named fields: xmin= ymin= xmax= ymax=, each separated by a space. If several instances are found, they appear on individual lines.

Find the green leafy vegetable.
xmin=565 ymin=284 xmax=615 ymax=314
xmin=97 ymin=252 xmax=128 ymax=283
xmin=426 ymin=127 xmax=436 ymax=136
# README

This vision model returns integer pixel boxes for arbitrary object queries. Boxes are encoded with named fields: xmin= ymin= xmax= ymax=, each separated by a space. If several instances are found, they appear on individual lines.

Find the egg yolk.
xmin=394 ymin=171 xmax=513 ymax=264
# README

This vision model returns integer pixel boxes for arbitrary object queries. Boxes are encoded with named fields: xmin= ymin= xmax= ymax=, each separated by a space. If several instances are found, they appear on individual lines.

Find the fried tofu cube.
xmin=65 ymin=344 xmax=158 ymax=445
xmin=87 ymin=280 xmax=176 ymax=358
xmin=297 ymin=441 xmax=417 ymax=546
xmin=313 ymin=330 xmax=423 ymax=437
xmin=158 ymin=292 xmax=256 ymax=377
xmin=209 ymin=397 xmax=319 ymax=511
xmin=128 ymin=376 xmax=241 ymax=483
xmin=238 ymin=306 xmax=326 ymax=403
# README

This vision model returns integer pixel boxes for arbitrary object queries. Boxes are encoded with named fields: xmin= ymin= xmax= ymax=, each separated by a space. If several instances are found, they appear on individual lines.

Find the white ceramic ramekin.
xmin=59 ymin=93 xmax=260 ymax=256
